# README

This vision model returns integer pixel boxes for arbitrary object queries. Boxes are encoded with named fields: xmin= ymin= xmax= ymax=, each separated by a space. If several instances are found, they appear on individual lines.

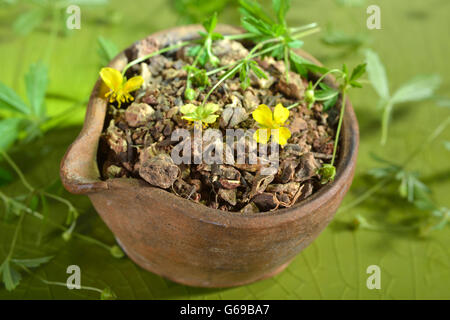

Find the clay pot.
xmin=60 ymin=25 xmax=359 ymax=288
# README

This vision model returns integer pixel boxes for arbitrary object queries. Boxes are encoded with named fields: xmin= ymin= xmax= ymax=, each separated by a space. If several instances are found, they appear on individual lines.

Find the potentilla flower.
xmin=252 ymin=103 xmax=292 ymax=146
xmin=99 ymin=67 xmax=144 ymax=107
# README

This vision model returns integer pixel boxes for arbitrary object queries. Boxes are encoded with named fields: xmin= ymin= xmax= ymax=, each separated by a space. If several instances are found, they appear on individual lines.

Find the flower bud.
xmin=184 ymin=88 xmax=197 ymax=100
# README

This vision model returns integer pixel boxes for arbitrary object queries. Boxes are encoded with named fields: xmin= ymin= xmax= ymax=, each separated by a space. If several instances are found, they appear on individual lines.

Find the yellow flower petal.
xmin=253 ymin=128 xmax=271 ymax=144
xmin=252 ymin=104 xmax=274 ymax=128
xmin=271 ymin=127 xmax=291 ymax=146
xmin=123 ymin=76 xmax=144 ymax=93
xmin=273 ymin=103 xmax=289 ymax=125
xmin=99 ymin=67 xmax=122 ymax=92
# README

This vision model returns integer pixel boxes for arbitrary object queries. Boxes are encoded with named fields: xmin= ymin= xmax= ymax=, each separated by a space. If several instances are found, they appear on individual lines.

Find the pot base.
xmin=116 ymin=237 xmax=292 ymax=288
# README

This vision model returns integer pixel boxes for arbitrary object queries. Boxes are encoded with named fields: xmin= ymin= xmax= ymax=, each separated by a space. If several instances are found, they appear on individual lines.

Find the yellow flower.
xmin=99 ymin=67 xmax=144 ymax=107
xmin=252 ymin=103 xmax=291 ymax=146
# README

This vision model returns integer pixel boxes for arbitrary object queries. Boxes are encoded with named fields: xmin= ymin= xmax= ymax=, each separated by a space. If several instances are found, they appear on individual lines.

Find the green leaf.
xmin=290 ymin=52 xmax=329 ymax=76
xmin=0 ymin=118 xmax=22 ymax=152
xmin=350 ymin=63 xmax=366 ymax=82
xmin=391 ymin=75 xmax=441 ymax=104
xmin=249 ymin=61 xmax=268 ymax=79
xmin=0 ymin=261 xmax=22 ymax=291
xmin=272 ymin=0 xmax=290 ymax=24
xmin=97 ymin=36 xmax=119 ymax=66
xmin=238 ymin=0 xmax=274 ymax=25
xmin=315 ymin=83 xmax=339 ymax=102
xmin=13 ymin=8 xmax=45 ymax=36
xmin=25 ymin=62 xmax=48 ymax=118
xmin=323 ymin=93 xmax=338 ymax=111
xmin=0 ymin=82 xmax=29 ymax=114
xmin=241 ymin=16 xmax=274 ymax=36
xmin=202 ymin=12 xmax=218 ymax=33
xmin=11 ymin=256 xmax=53 ymax=268
xmin=364 ymin=49 xmax=390 ymax=99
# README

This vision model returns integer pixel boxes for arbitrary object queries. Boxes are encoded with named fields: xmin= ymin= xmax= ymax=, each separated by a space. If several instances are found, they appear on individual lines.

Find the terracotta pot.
xmin=60 ymin=25 xmax=359 ymax=288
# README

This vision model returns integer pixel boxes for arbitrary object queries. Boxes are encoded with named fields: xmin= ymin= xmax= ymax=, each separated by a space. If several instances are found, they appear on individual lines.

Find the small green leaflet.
xmin=0 ymin=82 xmax=29 ymax=114
xmin=0 ymin=118 xmax=22 ymax=152
xmin=13 ymin=8 xmax=46 ymax=36
xmin=290 ymin=52 xmax=329 ymax=77
xmin=0 ymin=261 xmax=21 ymax=292
xmin=11 ymin=256 xmax=53 ymax=268
xmin=0 ymin=256 xmax=53 ymax=291
xmin=391 ymin=74 xmax=441 ymax=104
xmin=25 ymin=61 xmax=48 ymax=118
xmin=272 ymin=0 xmax=290 ymax=25
xmin=238 ymin=0 xmax=274 ymax=25
xmin=365 ymin=49 xmax=390 ymax=99
xmin=97 ymin=36 xmax=119 ymax=66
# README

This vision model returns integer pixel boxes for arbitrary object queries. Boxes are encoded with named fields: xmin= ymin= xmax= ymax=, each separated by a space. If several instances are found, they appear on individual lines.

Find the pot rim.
xmin=60 ymin=24 xmax=359 ymax=227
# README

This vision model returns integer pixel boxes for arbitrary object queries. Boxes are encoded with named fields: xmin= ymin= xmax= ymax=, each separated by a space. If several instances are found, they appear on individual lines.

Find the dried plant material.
xmin=124 ymin=102 xmax=155 ymax=127
xmin=253 ymin=193 xmax=279 ymax=211
xmin=249 ymin=173 xmax=275 ymax=198
xmin=218 ymin=188 xmax=237 ymax=206
xmin=105 ymin=120 xmax=127 ymax=154
xmin=139 ymin=154 xmax=179 ymax=188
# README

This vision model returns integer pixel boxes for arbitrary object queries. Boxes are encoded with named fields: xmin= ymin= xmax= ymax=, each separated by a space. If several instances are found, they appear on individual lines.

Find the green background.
xmin=0 ymin=0 xmax=449 ymax=299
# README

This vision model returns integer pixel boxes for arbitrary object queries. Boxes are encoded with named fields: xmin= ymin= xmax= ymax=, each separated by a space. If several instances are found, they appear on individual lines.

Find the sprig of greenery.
xmin=340 ymin=113 xmax=450 ymax=235
xmin=364 ymin=49 xmax=441 ymax=145
xmin=97 ymin=36 xmax=119 ymax=66
xmin=316 ymin=63 xmax=366 ymax=183
xmin=184 ymin=12 xmax=224 ymax=100
xmin=239 ymin=0 xmax=313 ymax=81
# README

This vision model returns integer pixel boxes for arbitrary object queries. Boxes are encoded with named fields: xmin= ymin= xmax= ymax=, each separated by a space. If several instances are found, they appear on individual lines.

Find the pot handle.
xmin=60 ymin=81 xmax=109 ymax=195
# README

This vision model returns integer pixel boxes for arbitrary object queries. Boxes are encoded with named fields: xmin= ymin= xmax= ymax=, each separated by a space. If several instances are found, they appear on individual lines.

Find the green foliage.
xmin=12 ymin=0 xmax=110 ymax=36
xmin=239 ymin=0 xmax=299 ymax=60
xmin=231 ymin=59 xmax=267 ymax=90
xmin=184 ymin=65 xmax=211 ymax=88
xmin=187 ymin=12 xmax=224 ymax=67
xmin=321 ymin=25 xmax=370 ymax=49
xmin=364 ymin=153 xmax=448 ymax=234
xmin=365 ymin=49 xmax=441 ymax=145
xmin=97 ymin=36 xmax=119 ymax=66
xmin=173 ymin=0 xmax=237 ymax=23
xmin=180 ymin=103 xmax=220 ymax=124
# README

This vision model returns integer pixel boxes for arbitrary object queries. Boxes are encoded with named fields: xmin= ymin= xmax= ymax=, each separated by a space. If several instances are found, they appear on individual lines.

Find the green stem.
xmin=339 ymin=178 xmax=389 ymax=212
xmin=0 ymin=151 xmax=34 ymax=192
xmin=121 ymin=40 xmax=192 ymax=76
xmin=0 ymin=191 xmax=112 ymax=252
xmin=340 ymin=115 xmax=450 ymax=213
xmin=202 ymin=63 xmax=242 ymax=106
xmin=380 ymin=101 xmax=393 ymax=146
xmin=205 ymin=28 xmax=320 ymax=77
xmin=331 ymin=89 xmax=347 ymax=166
xmin=6 ymin=210 xmax=25 ymax=260
xmin=312 ymin=69 xmax=342 ymax=90
xmin=19 ymin=265 xmax=104 ymax=294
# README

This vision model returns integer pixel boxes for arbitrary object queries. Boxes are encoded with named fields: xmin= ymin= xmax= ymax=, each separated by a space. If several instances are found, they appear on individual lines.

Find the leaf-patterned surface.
xmin=0 ymin=0 xmax=449 ymax=299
